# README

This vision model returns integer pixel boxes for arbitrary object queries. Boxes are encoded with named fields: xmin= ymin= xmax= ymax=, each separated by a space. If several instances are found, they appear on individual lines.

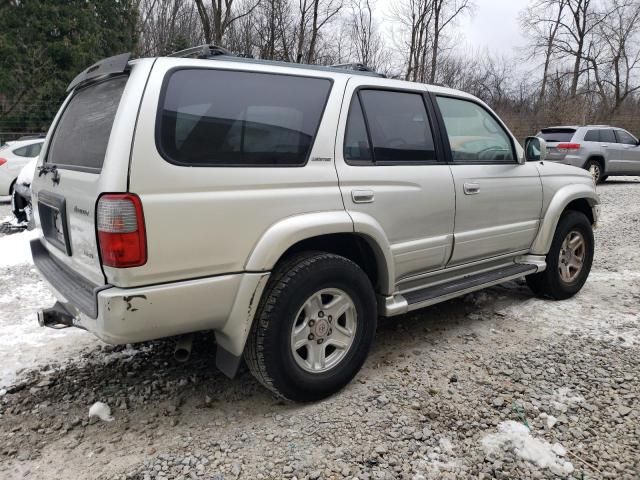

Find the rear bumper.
xmin=31 ymin=239 xmax=270 ymax=357
xmin=547 ymin=155 xmax=584 ymax=168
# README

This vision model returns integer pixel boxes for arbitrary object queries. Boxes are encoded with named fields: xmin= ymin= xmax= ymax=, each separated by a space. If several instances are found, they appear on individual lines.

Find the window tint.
xmin=29 ymin=142 xmax=43 ymax=157
xmin=616 ymin=130 xmax=637 ymax=145
xmin=584 ymin=130 xmax=599 ymax=142
xmin=48 ymin=76 xmax=127 ymax=171
xmin=12 ymin=145 xmax=31 ymax=157
xmin=359 ymin=90 xmax=436 ymax=162
xmin=600 ymin=129 xmax=616 ymax=143
xmin=158 ymin=69 xmax=331 ymax=166
xmin=538 ymin=128 xmax=576 ymax=143
xmin=343 ymin=97 xmax=372 ymax=163
xmin=437 ymin=97 xmax=515 ymax=162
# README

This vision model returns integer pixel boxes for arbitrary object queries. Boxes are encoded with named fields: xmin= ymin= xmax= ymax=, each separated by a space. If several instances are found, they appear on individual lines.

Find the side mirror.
xmin=524 ymin=136 xmax=548 ymax=162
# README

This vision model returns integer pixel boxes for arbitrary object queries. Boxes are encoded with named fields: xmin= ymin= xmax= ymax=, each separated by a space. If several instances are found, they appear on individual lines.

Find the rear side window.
xmin=12 ymin=145 xmax=31 ymax=157
xmin=584 ymin=130 xmax=599 ymax=142
xmin=437 ymin=96 xmax=515 ymax=163
xmin=344 ymin=97 xmax=372 ymax=163
xmin=358 ymin=90 xmax=436 ymax=163
xmin=48 ymin=76 xmax=127 ymax=171
xmin=600 ymin=129 xmax=616 ymax=143
xmin=538 ymin=128 xmax=576 ymax=143
xmin=158 ymin=69 xmax=331 ymax=166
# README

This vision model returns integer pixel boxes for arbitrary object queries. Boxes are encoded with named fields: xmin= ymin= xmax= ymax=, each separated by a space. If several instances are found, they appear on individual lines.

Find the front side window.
xmin=358 ymin=90 xmax=436 ymax=163
xmin=437 ymin=97 xmax=515 ymax=163
xmin=616 ymin=130 xmax=637 ymax=145
xmin=158 ymin=69 xmax=332 ymax=166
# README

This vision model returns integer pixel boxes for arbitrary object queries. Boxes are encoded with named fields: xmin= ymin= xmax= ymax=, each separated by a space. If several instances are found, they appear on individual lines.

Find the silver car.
xmin=30 ymin=47 xmax=599 ymax=401
xmin=538 ymin=125 xmax=640 ymax=183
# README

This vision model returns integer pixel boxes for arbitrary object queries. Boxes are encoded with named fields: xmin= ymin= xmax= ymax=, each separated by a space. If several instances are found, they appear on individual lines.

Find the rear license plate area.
xmin=38 ymin=191 xmax=72 ymax=255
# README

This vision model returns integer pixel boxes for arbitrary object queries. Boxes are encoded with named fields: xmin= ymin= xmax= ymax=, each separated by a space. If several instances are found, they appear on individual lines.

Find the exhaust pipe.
xmin=174 ymin=334 xmax=194 ymax=363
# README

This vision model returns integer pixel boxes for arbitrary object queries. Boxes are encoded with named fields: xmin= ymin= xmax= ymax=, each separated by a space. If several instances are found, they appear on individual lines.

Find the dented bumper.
xmin=33 ymin=238 xmax=270 ymax=363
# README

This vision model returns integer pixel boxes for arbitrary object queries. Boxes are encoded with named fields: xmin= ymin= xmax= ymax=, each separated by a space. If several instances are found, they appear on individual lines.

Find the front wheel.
xmin=526 ymin=210 xmax=594 ymax=300
xmin=244 ymin=252 xmax=377 ymax=401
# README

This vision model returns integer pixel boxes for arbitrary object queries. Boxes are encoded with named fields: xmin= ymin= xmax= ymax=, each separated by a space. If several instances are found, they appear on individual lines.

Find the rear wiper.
xmin=38 ymin=164 xmax=61 ymax=185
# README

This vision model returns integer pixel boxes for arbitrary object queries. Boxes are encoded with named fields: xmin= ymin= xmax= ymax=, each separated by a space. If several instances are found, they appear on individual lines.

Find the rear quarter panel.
xmin=121 ymin=59 xmax=348 ymax=287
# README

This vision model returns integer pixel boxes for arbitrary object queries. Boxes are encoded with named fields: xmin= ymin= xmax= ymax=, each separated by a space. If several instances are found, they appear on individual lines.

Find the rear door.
xmin=31 ymin=59 xmax=155 ymax=285
xmin=615 ymin=130 xmax=640 ymax=174
xmin=434 ymin=95 xmax=543 ymax=266
xmin=334 ymin=79 xmax=455 ymax=284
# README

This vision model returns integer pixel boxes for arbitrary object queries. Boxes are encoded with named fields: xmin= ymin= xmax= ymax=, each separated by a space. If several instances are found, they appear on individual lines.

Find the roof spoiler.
xmin=67 ymin=52 xmax=132 ymax=92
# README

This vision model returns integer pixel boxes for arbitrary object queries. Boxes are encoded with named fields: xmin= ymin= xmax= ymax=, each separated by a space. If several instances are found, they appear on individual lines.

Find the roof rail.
xmin=167 ymin=44 xmax=234 ymax=59
xmin=166 ymin=45 xmax=386 ymax=78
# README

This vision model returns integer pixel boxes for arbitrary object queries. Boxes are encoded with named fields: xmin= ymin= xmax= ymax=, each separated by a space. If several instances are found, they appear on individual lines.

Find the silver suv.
xmin=538 ymin=125 xmax=640 ymax=183
xmin=31 ymin=47 xmax=599 ymax=401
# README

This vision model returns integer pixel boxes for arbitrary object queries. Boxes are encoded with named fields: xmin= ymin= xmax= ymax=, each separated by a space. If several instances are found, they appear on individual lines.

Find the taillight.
xmin=0 ymin=158 xmax=7 ymax=167
xmin=96 ymin=193 xmax=147 ymax=268
xmin=557 ymin=143 xmax=581 ymax=152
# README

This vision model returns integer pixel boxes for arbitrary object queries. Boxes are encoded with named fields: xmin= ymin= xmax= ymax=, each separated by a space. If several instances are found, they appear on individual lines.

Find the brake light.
xmin=96 ymin=193 xmax=147 ymax=268
xmin=557 ymin=143 xmax=581 ymax=151
xmin=0 ymin=158 xmax=7 ymax=167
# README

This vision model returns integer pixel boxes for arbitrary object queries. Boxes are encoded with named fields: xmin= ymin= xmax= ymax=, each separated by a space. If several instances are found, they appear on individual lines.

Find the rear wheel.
xmin=244 ymin=252 xmax=377 ymax=401
xmin=526 ymin=210 xmax=594 ymax=300
xmin=585 ymin=160 xmax=604 ymax=184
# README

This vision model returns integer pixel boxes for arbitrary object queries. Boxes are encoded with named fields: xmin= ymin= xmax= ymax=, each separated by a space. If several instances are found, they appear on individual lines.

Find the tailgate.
xmin=32 ymin=58 xmax=155 ymax=287
xmin=539 ymin=128 xmax=576 ymax=161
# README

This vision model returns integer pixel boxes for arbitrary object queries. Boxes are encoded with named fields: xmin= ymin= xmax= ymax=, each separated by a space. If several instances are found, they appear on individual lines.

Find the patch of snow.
xmin=89 ymin=401 xmax=114 ymax=422
xmin=551 ymin=387 xmax=584 ymax=413
xmin=17 ymin=158 xmax=37 ymax=186
xmin=482 ymin=420 xmax=574 ymax=476
xmin=539 ymin=412 xmax=558 ymax=429
xmin=0 ymin=229 xmax=38 ymax=267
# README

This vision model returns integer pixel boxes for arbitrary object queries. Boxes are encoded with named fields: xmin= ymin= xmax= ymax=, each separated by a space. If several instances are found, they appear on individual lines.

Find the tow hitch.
xmin=37 ymin=302 xmax=74 ymax=329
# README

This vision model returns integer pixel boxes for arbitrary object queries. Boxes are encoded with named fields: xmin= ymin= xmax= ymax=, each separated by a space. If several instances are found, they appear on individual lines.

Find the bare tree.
xmin=194 ymin=0 xmax=262 ymax=44
xmin=521 ymin=0 xmax=568 ymax=103
xmin=429 ymin=0 xmax=471 ymax=83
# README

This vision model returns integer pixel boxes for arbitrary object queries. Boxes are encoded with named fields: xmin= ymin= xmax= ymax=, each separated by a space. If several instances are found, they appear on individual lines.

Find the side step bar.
xmin=380 ymin=263 xmax=539 ymax=317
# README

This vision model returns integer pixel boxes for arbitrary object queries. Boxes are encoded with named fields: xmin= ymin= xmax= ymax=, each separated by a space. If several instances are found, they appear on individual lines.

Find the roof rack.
xmin=167 ymin=44 xmax=233 ymax=59
xmin=330 ymin=63 xmax=383 ymax=76
xmin=166 ymin=44 xmax=386 ymax=78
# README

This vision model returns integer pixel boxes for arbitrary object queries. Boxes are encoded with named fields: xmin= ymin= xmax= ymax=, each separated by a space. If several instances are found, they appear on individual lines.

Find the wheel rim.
xmin=558 ymin=230 xmax=586 ymax=283
xmin=290 ymin=288 xmax=357 ymax=374
xmin=589 ymin=163 xmax=601 ymax=183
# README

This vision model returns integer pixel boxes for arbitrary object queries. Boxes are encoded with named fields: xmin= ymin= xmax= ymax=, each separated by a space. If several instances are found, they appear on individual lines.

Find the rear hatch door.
xmin=538 ymin=128 xmax=577 ymax=161
xmin=32 ymin=57 xmax=155 ymax=286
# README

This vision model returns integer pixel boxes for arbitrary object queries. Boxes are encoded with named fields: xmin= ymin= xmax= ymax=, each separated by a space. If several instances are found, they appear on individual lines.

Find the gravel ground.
xmin=0 ymin=179 xmax=639 ymax=480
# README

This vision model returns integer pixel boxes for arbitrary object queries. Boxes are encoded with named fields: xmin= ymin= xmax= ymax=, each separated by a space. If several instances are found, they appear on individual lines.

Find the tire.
xmin=244 ymin=251 xmax=377 ymax=401
xmin=600 ymin=175 xmax=608 ymax=183
xmin=585 ymin=159 xmax=604 ymax=184
xmin=526 ymin=210 xmax=594 ymax=300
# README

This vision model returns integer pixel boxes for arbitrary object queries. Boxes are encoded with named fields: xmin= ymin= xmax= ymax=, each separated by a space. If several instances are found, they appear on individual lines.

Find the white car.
xmin=0 ymin=138 xmax=44 ymax=195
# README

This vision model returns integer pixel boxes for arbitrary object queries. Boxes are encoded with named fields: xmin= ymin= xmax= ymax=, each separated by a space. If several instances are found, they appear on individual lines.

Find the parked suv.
xmin=537 ymin=125 xmax=640 ymax=183
xmin=31 ymin=47 xmax=599 ymax=401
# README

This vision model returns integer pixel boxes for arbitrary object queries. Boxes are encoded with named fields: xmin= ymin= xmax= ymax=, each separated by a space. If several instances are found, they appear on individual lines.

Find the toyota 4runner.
xmin=31 ymin=46 xmax=600 ymax=401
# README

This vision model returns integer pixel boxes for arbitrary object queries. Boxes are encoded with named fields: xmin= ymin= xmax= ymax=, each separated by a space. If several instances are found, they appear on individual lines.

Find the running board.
xmin=379 ymin=263 xmax=538 ymax=317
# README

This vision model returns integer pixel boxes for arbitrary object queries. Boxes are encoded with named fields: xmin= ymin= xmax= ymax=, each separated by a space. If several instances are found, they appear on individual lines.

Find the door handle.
xmin=351 ymin=190 xmax=374 ymax=204
xmin=601 ymin=145 xmax=609 ymax=148
xmin=463 ymin=182 xmax=480 ymax=195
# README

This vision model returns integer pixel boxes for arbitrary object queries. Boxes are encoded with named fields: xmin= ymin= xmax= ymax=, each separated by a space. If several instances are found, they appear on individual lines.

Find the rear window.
xmin=48 ymin=76 xmax=127 ymax=171
xmin=157 ymin=69 xmax=332 ymax=166
xmin=538 ymin=128 xmax=576 ymax=143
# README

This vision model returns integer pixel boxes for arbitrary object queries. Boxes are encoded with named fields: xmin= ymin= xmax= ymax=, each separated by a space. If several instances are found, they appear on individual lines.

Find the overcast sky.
xmin=457 ymin=0 xmax=527 ymax=56
xmin=378 ymin=0 xmax=529 ymax=58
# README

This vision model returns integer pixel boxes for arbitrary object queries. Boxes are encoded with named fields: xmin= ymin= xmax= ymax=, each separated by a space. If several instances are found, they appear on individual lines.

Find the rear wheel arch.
xmin=584 ymin=155 xmax=605 ymax=174
xmin=274 ymin=233 xmax=389 ymax=295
